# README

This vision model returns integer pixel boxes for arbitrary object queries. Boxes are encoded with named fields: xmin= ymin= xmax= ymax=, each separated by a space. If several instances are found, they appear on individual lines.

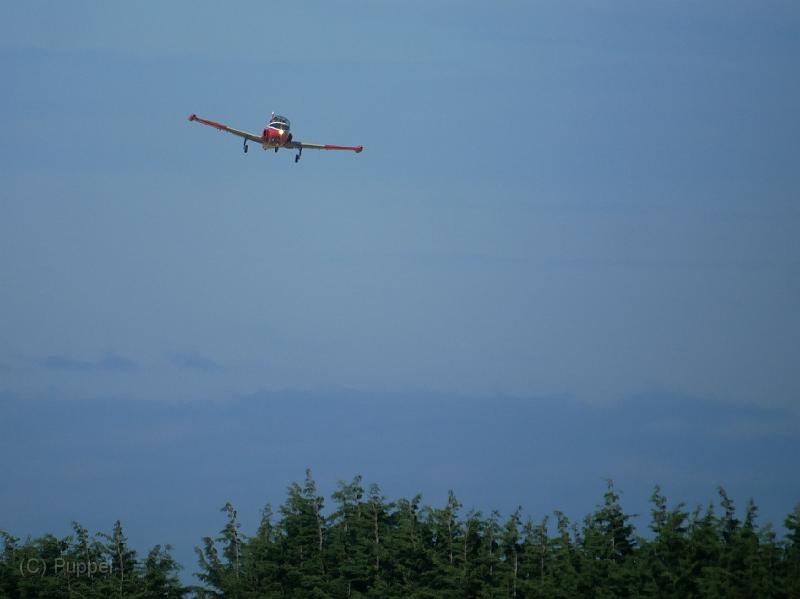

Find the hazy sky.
xmin=2 ymin=0 xmax=799 ymax=579
xmin=2 ymin=1 xmax=799 ymax=405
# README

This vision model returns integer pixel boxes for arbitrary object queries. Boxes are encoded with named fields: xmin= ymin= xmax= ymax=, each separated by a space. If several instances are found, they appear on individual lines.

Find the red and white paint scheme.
xmin=188 ymin=111 xmax=363 ymax=163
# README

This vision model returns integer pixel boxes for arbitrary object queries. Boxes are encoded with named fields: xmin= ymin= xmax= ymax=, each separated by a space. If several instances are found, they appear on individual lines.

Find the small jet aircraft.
xmin=188 ymin=112 xmax=363 ymax=162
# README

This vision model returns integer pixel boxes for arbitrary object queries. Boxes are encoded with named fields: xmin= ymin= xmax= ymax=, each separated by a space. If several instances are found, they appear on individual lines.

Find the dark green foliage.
xmin=1 ymin=477 xmax=798 ymax=598
xmin=190 ymin=476 xmax=799 ymax=598
xmin=783 ymin=504 xmax=800 ymax=598
xmin=142 ymin=544 xmax=185 ymax=599
xmin=0 ymin=521 xmax=186 ymax=598
xmin=575 ymin=480 xmax=637 ymax=598
xmin=639 ymin=485 xmax=691 ymax=597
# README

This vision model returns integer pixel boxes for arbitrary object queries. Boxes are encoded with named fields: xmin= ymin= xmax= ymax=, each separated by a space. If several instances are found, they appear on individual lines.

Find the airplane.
xmin=188 ymin=112 xmax=363 ymax=162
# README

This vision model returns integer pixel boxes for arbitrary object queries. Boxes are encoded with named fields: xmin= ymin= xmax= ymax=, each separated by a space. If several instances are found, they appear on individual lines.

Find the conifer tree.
xmin=458 ymin=509 xmax=493 ymax=598
xmin=0 ymin=531 xmax=18 ymax=598
xmin=641 ymin=485 xmax=690 ymax=598
xmin=99 ymin=520 xmax=139 ymax=598
xmin=783 ymin=504 xmax=800 ymax=598
xmin=195 ymin=532 xmax=224 ymax=596
xmin=519 ymin=515 xmax=554 ymax=598
xmin=63 ymin=521 xmax=107 ymax=598
xmin=578 ymin=480 xmax=636 ymax=597
xmin=731 ymin=498 xmax=768 ymax=597
xmin=549 ymin=510 xmax=579 ymax=598
xmin=196 ymin=504 xmax=247 ymax=597
xmin=365 ymin=482 xmax=392 ymax=595
xmin=690 ymin=501 xmax=727 ymax=597
xmin=500 ymin=507 xmax=522 ymax=598
xmin=141 ymin=544 xmax=185 ymax=599
xmin=279 ymin=470 xmax=331 ymax=597
xmin=483 ymin=509 xmax=501 ymax=590
xmin=391 ymin=494 xmax=431 ymax=597
xmin=329 ymin=476 xmax=368 ymax=597
xmin=220 ymin=502 xmax=244 ymax=582
xmin=243 ymin=503 xmax=284 ymax=598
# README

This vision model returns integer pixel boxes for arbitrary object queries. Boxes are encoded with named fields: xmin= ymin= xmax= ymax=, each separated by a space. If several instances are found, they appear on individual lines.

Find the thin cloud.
xmin=167 ymin=352 xmax=222 ymax=373
xmin=36 ymin=353 xmax=140 ymax=372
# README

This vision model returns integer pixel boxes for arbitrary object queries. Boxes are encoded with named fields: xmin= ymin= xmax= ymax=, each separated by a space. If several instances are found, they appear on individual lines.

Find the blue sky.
xmin=2 ymin=0 xmax=799 ymax=579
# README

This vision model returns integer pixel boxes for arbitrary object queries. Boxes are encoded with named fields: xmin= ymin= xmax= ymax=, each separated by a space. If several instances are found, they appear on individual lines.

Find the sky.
xmin=1 ymin=0 xmax=799 ymax=580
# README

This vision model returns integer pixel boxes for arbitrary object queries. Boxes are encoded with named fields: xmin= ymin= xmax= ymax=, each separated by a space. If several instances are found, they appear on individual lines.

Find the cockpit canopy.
xmin=269 ymin=114 xmax=291 ymax=131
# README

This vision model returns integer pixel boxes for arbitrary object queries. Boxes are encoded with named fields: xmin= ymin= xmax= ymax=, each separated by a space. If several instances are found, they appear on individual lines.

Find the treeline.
xmin=0 ymin=520 xmax=184 ymax=598
xmin=2 ymin=472 xmax=799 ymax=598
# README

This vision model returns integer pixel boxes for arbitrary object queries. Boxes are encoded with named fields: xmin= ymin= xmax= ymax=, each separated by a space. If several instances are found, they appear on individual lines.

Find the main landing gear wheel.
xmin=243 ymin=139 xmax=248 ymax=153
xmin=295 ymin=147 xmax=302 ymax=163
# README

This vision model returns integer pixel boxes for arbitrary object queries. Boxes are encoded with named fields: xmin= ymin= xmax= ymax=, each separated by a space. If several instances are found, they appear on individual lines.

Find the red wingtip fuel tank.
xmin=322 ymin=144 xmax=363 ymax=153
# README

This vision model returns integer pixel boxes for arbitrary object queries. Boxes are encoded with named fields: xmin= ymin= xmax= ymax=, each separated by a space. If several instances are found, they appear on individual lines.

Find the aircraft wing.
xmin=285 ymin=140 xmax=363 ymax=153
xmin=188 ymin=114 xmax=263 ymax=143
